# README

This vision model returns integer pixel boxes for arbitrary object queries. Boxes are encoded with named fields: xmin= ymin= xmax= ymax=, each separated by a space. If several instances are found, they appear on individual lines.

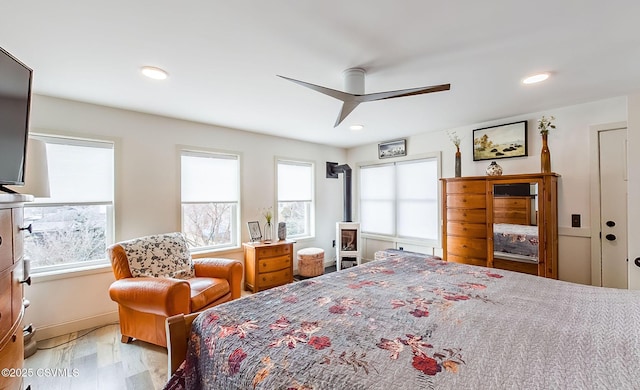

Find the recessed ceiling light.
xmin=522 ymin=73 xmax=550 ymax=85
xmin=350 ymin=124 xmax=364 ymax=131
xmin=141 ymin=66 xmax=168 ymax=80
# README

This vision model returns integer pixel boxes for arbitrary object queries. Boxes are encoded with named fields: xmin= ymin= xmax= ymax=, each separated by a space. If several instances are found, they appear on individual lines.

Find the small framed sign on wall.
xmin=378 ymin=139 xmax=406 ymax=159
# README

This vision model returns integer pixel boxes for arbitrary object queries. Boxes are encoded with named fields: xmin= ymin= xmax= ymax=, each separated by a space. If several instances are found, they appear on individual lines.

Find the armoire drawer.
xmin=446 ymin=253 xmax=487 ymax=267
xmin=447 ymin=236 xmax=487 ymax=259
xmin=445 ymin=180 xmax=486 ymax=194
xmin=446 ymin=208 xmax=486 ymax=223
xmin=447 ymin=194 xmax=486 ymax=209
xmin=447 ymin=222 xmax=486 ymax=238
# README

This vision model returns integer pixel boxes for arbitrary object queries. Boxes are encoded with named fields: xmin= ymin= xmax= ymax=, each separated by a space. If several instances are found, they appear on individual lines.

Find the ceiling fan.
xmin=278 ymin=68 xmax=450 ymax=127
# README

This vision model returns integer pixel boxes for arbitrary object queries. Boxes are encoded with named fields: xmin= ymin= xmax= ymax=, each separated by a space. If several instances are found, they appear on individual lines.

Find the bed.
xmin=493 ymin=223 xmax=539 ymax=263
xmin=164 ymin=249 xmax=640 ymax=389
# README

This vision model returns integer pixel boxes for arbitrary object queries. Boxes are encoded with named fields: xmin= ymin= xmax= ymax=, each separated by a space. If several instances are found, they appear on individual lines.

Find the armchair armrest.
xmin=109 ymin=277 xmax=191 ymax=316
xmin=194 ymin=258 xmax=243 ymax=300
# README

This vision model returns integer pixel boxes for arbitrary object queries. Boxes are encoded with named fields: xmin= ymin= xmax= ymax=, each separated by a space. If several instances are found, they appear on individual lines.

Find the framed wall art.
xmin=473 ymin=120 xmax=528 ymax=161
xmin=378 ymin=139 xmax=406 ymax=159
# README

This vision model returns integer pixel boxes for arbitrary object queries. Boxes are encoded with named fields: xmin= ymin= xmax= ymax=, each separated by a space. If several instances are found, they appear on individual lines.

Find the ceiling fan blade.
xmin=359 ymin=83 xmax=451 ymax=102
xmin=278 ymin=75 xmax=352 ymax=101
xmin=334 ymin=100 xmax=361 ymax=127
xmin=279 ymin=74 xmax=450 ymax=128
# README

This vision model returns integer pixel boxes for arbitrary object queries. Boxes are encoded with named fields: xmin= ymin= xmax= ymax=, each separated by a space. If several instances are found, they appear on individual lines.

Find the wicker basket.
xmin=297 ymin=248 xmax=325 ymax=277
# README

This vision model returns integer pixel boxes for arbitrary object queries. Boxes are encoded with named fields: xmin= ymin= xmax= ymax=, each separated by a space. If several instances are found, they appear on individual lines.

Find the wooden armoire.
xmin=441 ymin=173 xmax=559 ymax=278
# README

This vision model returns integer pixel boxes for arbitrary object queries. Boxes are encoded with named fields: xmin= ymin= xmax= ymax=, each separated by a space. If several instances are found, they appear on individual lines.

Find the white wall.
xmin=24 ymin=95 xmax=346 ymax=340
xmin=347 ymin=96 xmax=627 ymax=285
xmin=628 ymin=93 xmax=640 ymax=290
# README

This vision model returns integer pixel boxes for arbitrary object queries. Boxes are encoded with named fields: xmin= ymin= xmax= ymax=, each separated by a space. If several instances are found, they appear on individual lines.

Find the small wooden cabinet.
xmin=0 ymin=194 xmax=31 ymax=390
xmin=441 ymin=173 xmax=558 ymax=278
xmin=243 ymin=241 xmax=294 ymax=293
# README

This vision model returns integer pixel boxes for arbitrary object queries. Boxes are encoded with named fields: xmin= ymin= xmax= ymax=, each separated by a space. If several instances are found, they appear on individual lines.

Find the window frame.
xmin=179 ymin=147 xmax=242 ymax=252
xmin=357 ymin=152 xmax=441 ymax=248
xmin=275 ymin=157 xmax=315 ymax=240
xmin=25 ymin=133 xmax=116 ymax=274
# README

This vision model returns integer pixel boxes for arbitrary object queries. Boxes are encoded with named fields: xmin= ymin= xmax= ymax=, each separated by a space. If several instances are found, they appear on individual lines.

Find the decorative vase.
xmin=454 ymin=147 xmax=461 ymax=177
xmin=278 ymin=222 xmax=286 ymax=241
xmin=486 ymin=161 xmax=503 ymax=176
xmin=541 ymin=132 xmax=551 ymax=173
xmin=263 ymin=221 xmax=272 ymax=243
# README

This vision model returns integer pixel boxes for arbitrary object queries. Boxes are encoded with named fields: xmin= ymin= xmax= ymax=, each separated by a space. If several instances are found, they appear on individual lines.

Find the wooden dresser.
xmin=0 ymin=194 xmax=31 ymax=390
xmin=441 ymin=173 xmax=558 ymax=278
xmin=243 ymin=241 xmax=293 ymax=293
xmin=441 ymin=177 xmax=488 ymax=267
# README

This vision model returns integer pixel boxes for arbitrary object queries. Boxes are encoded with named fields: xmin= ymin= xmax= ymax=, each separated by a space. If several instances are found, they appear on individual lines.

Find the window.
xmin=359 ymin=157 xmax=439 ymax=242
xmin=24 ymin=135 xmax=115 ymax=272
xmin=277 ymin=159 xmax=314 ymax=239
xmin=181 ymin=150 xmax=240 ymax=251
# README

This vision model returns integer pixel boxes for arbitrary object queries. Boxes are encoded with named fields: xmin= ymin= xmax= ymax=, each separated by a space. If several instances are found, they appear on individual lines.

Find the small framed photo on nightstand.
xmin=247 ymin=221 xmax=261 ymax=242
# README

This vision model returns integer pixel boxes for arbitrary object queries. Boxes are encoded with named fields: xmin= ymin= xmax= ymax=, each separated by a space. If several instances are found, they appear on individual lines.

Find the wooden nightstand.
xmin=243 ymin=241 xmax=294 ymax=292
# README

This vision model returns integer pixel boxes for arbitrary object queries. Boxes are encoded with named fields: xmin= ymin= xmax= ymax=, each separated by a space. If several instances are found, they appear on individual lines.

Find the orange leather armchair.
xmin=108 ymin=236 xmax=243 ymax=347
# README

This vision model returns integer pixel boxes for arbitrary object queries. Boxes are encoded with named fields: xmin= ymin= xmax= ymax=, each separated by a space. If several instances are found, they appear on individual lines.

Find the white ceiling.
xmin=2 ymin=1 xmax=640 ymax=148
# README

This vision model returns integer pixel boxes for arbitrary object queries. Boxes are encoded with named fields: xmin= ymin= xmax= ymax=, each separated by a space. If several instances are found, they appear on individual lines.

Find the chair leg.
xmin=121 ymin=335 xmax=133 ymax=343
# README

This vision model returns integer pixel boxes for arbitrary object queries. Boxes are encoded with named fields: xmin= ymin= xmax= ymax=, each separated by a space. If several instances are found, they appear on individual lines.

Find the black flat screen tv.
xmin=0 ymin=46 xmax=32 ymax=191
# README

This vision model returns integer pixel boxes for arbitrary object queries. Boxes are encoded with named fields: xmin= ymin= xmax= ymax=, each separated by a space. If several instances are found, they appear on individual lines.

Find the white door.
xmin=599 ymin=128 xmax=628 ymax=288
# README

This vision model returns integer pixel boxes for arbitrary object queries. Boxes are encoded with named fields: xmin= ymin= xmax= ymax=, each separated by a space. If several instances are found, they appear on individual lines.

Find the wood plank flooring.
xmin=23 ymin=289 xmax=256 ymax=390
xmin=24 ymin=323 xmax=168 ymax=390
xmin=21 ymin=274 xmax=344 ymax=390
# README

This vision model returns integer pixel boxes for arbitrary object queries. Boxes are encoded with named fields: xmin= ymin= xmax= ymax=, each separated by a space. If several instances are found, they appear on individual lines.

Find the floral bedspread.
xmin=164 ymin=249 xmax=640 ymax=390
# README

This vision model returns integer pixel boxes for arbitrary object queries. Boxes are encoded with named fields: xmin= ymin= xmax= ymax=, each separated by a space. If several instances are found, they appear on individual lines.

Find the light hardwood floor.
xmin=23 ymin=289 xmax=256 ymax=390
xmin=24 ymin=324 xmax=168 ymax=390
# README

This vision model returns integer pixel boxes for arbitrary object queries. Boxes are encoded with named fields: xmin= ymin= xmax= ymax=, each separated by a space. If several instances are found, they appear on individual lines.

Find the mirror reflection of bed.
xmin=492 ymin=181 xmax=541 ymax=275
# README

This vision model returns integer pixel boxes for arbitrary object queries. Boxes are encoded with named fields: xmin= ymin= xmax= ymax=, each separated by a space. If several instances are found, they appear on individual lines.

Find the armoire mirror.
xmin=490 ymin=179 xmax=543 ymax=274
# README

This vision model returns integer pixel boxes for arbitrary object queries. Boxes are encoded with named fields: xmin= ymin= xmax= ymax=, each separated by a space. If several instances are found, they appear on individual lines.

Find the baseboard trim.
xmin=32 ymin=311 xmax=120 ymax=342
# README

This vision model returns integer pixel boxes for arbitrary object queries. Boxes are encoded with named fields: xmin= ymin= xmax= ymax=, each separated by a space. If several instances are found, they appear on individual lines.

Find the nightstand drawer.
xmin=257 ymin=268 xmax=292 ymax=289
xmin=258 ymin=255 xmax=291 ymax=273
xmin=256 ymin=243 xmax=292 ymax=258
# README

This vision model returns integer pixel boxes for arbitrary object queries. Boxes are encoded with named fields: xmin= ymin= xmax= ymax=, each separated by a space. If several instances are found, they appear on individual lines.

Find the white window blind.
xmin=360 ymin=157 xmax=439 ymax=241
xmin=36 ymin=137 xmax=114 ymax=204
xmin=360 ymin=164 xmax=395 ymax=235
xmin=278 ymin=162 xmax=313 ymax=201
xmin=396 ymin=159 xmax=438 ymax=240
xmin=180 ymin=150 xmax=240 ymax=250
xmin=277 ymin=160 xmax=314 ymax=238
xmin=181 ymin=151 xmax=239 ymax=203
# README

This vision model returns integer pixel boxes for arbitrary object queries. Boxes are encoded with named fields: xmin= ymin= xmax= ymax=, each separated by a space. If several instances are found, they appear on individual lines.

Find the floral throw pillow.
xmin=119 ymin=232 xmax=195 ymax=279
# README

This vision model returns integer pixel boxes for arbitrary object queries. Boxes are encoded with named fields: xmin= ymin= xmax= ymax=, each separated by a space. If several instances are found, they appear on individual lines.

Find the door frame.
xmin=589 ymin=121 xmax=627 ymax=286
